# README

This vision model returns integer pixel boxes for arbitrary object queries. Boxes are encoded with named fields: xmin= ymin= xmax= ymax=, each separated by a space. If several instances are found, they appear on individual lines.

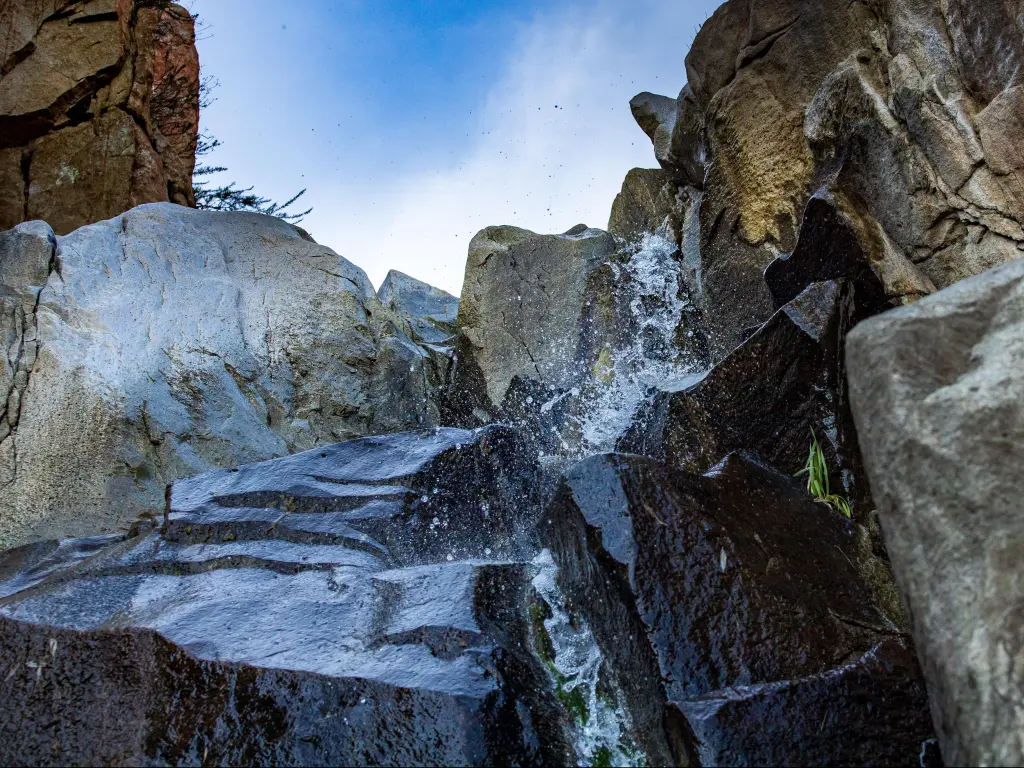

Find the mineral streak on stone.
xmin=0 ymin=426 xmax=572 ymax=766
xmin=0 ymin=1 xmax=201 ymax=233
xmin=0 ymin=205 xmax=457 ymax=549
xmin=848 ymin=257 xmax=1024 ymax=766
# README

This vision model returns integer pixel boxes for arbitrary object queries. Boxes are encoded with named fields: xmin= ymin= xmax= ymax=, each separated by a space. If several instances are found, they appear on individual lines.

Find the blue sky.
xmin=190 ymin=0 xmax=721 ymax=294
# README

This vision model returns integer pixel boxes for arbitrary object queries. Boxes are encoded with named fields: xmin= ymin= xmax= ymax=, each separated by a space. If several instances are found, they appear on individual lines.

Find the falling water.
xmin=536 ymin=232 xmax=707 ymax=462
xmin=532 ymin=550 xmax=644 ymax=767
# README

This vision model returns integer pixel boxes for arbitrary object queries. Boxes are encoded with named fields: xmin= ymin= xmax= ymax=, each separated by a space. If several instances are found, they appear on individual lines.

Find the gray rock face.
xmin=447 ymin=222 xmax=710 ymax=460
xmin=377 ymin=269 xmax=458 ymax=345
xmin=448 ymin=224 xmax=617 ymax=420
xmin=847 ymin=256 xmax=1024 ymax=766
xmin=0 ymin=426 xmax=573 ymax=766
xmin=0 ymin=205 xmax=456 ymax=549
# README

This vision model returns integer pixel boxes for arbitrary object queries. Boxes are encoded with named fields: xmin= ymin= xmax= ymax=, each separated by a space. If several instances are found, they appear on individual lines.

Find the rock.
xmin=449 ymin=224 xmax=616 ymax=417
xmin=629 ymin=0 xmax=1024 ymax=355
xmin=541 ymin=450 xmax=932 ymax=766
xmin=378 ymin=269 xmax=458 ymax=345
xmin=629 ymin=92 xmax=678 ymax=170
xmin=677 ymin=640 xmax=940 ymax=768
xmin=620 ymin=279 xmax=872 ymax=514
xmin=0 ymin=147 xmax=25 ymax=230
xmin=0 ymin=204 xmax=453 ymax=549
xmin=607 ymin=168 xmax=676 ymax=245
xmin=26 ymin=108 xmax=166 ymax=235
xmin=847 ymin=256 xmax=1024 ymax=766
xmin=0 ymin=426 xmax=575 ymax=766
xmin=0 ymin=1 xmax=200 ymax=233
xmin=764 ymin=191 xmax=931 ymax=311
xmin=447 ymin=222 xmax=710 ymax=460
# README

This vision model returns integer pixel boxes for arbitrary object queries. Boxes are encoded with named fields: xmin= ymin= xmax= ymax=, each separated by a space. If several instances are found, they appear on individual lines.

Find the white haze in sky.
xmin=193 ymin=0 xmax=720 ymax=295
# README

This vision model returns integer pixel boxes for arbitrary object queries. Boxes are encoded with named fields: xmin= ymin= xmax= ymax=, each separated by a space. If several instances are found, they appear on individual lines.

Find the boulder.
xmin=0 ymin=426 xmax=574 ymax=766
xmin=377 ymin=269 xmax=458 ymax=345
xmin=629 ymin=92 xmax=678 ymax=171
xmin=0 ymin=1 xmax=200 ymax=233
xmin=607 ymin=167 xmax=677 ymax=245
xmin=0 ymin=205 xmax=454 ymax=549
xmin=448 ymin=224 xmax=616 ymax=421
xmin=541 ymin=450 xmax=933 ymax=766
xmin=447 ymin=222 xmax=709 ymax=459
xmin=848 ymin=256 xmax=1024 ymax=766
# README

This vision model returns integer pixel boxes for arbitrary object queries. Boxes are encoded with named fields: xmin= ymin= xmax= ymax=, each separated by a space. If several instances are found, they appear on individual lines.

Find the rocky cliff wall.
xmin=0 ymin=0 xmax=200 ymax=234
xmin=629 ymin=0 xmax=1024 ymax=357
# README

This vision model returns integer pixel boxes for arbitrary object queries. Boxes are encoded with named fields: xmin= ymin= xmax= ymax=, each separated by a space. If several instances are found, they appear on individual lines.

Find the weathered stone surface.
xmin=0 ymin=205 xmax=455 ymax=549
xmin=607 ymin=167 xmax=676 ymax=245
xmin=25 ymin=108 xmax=166 ymax=234
xmin=449 ymin=224 xmax=616 ymax=417
xmin=848 ymin=256 xmax=1024 ymax=766
xmin=0 ymin=426 xmax=573 ymax=766
xmin=629 ymin=0 xmax=1024 ymax=356
xmin=0 ymin=1 xmax=200 ymax=233
xmin=0 ymin=146 xmax=24 ymax=230
xmin=378 ymin=269 xmax=458 ymax=345
xmin=629 ymin=92 xmax=677 ymax=170
xmin=542 ymin=451 xmax=929 ymax=766
xmin=447 ymin=222 xmax=709 ymax=460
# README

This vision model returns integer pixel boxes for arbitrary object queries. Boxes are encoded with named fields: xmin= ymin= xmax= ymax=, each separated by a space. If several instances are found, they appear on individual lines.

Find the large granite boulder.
xmin=541 ymin=450 xmax=934 ymax=766
xmin=848 ymin=256 xmax=1024 ymax=765
xmin=630 ymin=0 xmax=1024 ymax=356
xmin=0 ymin=0 xmax=199 ymax=232
xmin=0 ymin=204 xmax=455 ymax=549
xmin=0 ymin=426 xmax=577 ymax=766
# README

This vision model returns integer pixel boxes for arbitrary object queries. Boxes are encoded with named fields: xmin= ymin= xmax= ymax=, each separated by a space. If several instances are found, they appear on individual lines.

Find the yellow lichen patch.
xmin=593 ymin=347 xmax=615 ymax=384
xmin=709 ymin=75 xmax=815 ymax=247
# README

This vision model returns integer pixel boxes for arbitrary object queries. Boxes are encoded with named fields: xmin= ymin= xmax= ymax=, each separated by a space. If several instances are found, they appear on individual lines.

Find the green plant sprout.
xmin=796 ymin=431 xmax=852 ymax=519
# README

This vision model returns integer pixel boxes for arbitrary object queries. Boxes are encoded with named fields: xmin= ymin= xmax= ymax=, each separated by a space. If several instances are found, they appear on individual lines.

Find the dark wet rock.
xmin=765 ymin=192 xmax=899 ymax=312
xmin=677 ymin=640 xmax=939 ymax=767
xmin=620 ymin=279 xmax=868 ymax=511
xmin=0 ymin=426 xmax=572 ymax=766
xmin=848 ymin=256 xmax=1024 ymax=766
xmin=542 ymin=450 xmax=930 ymax=766
xmin=166 ymin=426 xmax=540 ymax=565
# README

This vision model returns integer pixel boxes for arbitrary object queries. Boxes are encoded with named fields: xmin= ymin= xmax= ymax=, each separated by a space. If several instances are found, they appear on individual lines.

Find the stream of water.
xmin=530 ymin=233 xmax=709 ymax=765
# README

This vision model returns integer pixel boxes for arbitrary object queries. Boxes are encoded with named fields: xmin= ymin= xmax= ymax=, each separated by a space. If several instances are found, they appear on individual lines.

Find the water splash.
xmin=532 ymin=550 xmax=644 ymax=767
xmin=571 ymin=233 xmax=706 ymax=457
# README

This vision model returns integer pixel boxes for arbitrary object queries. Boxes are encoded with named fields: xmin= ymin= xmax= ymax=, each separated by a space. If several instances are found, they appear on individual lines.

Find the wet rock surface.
xmin=0 ymin=205 xmax=457 ymax=549
xmin=0 ymin=426 xmax=572 ymax=766
xmin=620 ymin=279 xmax=869 ymax=512
xmin=848 ymin=257 xmax=1024 ymax=766
xmin=541 ymin=451 xmax=932 ymax=766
